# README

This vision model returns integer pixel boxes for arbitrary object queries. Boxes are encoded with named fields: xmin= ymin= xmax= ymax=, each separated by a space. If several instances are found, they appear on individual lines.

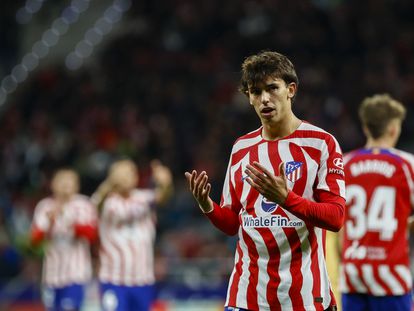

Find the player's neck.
xmin=54 ymin=194 xmax=72 ymax=205
xmin=262 ymin=115 xmax=301 ymax=141
xmin=365 ymin=136 xmax=395 ymax=149
xmin=118 ymin=189 xmax=132 ymax=198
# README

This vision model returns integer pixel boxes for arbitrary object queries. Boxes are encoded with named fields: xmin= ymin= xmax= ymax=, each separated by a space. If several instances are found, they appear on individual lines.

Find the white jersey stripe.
xmin=254 ymin=230 xmax=271 ymax=308
xmin=239 ymin=154 xmax=251 ymax=205
xmin=298 ymin=225 xmax=315 ymax=310
xmin=378 ymin=265 xmax=404 ymax=295
xmin=336 ymin=180 xmax=346 ymax=199
xmin=345 ymin=263 xmax=368 ymax=293
xmin=339 ymin=265 xmax=349 ymax=293
xmin=301 ymin=148 xmax=318 ymax=200
xmin=361 ymin=264 xmax=386 ymax=295
xmin=299 ymin=123 xmax=342 ymax=153
xmin=235 ymin=232 xmax=249 ymax=308
xmin=315 ymin=227 xmax=331 ymax=309
xmin=395 ymin=265 xmax=412 ymax=289
xmin=222 ymin=156 xmax=233 ymax=206
xmin=274 ymin=229 xmax=293 ymax=310
xmin=233 ymin=135 xmax=262 ymax=154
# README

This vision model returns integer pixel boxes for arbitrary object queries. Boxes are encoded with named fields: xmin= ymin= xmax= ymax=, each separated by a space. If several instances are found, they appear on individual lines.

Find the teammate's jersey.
xmin=98 ymin=189 xmax=156 ymax=286
xmin=31 ymin=195 xmax=97 ymax=287
xmin=341 ymin=148 xmax=414 ymax=296
xmin=221 ymin=122 xmax=345 ymax=311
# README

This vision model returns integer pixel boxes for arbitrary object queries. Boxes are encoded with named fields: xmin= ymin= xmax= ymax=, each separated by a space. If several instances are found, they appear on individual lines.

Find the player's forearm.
xmin=155 ymin=182 xmax=173 ymax=205
xmin=74 ymin=224 xmax=98 ymax=243
xmin=204 ymin=202 xmax=240 ymax=236
xmin=91 ymin=180 xmax=112 ymax=207
xmin=30 ymin=227 xmax=46 ymax=246
xmin=283 ymin=191 xmax=345 ymax=232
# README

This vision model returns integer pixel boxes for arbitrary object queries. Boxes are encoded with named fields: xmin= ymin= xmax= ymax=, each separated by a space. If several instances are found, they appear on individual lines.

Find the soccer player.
xmin=92 ymin=159 xmax=173 ymax=311
xmin=340 ymin=94 xmax=413 ymax=311
xmin=185 ymin=51 xmax=345 ymax=311
xmin=30 ymin=168 xmax=97 ymax=311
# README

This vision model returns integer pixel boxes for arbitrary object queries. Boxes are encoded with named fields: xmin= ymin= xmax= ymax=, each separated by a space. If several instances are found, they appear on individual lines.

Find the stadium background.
xmin=0 ymin=0 xmax=413 ymax=310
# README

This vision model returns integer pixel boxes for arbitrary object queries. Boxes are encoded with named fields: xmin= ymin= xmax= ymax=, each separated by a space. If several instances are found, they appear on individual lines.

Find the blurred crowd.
xmin=1 ymin=0 xmax=414 ymax=301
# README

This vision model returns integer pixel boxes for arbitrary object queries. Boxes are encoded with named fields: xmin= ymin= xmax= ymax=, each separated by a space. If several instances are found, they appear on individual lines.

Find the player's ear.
xmin=388 ymin=118 xmax=402 ymax=141
xmin=287 ymin=82 xmax=297 ymax=100
xmin=362 ymin=125 xmax=371 ymax=139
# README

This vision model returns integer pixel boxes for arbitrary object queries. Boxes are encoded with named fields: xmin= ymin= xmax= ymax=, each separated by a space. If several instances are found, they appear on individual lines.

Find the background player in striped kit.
xmin=185 ymin=51 xmax=345 ymax=311
xmin=341 ymin=94 xmax=413 ymax=311
xmin=92 ymin=159 xmax=173 ymax=311
xmin=30 ymin=169 xmax=97 ymax=311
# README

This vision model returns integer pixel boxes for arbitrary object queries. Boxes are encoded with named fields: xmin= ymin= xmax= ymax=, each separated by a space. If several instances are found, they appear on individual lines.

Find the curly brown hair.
xmin=359 ymin=94 xmax=406 ymax=139
xmin=239 ymin=51 xmax=299 ymax=96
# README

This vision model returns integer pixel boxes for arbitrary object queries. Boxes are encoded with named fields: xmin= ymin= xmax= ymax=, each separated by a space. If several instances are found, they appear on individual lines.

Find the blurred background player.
xmin=92 ymin=159 xmax=173 ymax=311
xmin=30 ymin=169 xmax=97 ymax=311
xmin=186 ymin=51 xmax=345 ymax=311
xmin=341 ymin=94 xmax=413 ymax=311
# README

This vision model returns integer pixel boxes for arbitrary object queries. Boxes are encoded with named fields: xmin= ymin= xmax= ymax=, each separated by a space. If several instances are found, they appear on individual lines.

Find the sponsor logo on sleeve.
xmin=329 ymin=157 xmax=345 ymax=176
xmin=333 ymin=157 xmax=344 ymax=169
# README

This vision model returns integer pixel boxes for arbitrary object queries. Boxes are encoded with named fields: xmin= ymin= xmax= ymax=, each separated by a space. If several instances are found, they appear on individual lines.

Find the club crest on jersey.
xmin=285 ymin=161 xmax=303 ymax=182
xmin=261 ymin=197 xmax=278 ymax=213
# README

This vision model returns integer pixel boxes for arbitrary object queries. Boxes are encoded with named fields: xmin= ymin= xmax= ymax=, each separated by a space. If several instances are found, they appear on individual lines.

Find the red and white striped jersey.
xmin=222 ymin=122 xmax=345 ymax=311
xmin=31 ymin=195 xmax=97 ymax=287
xmin=341 ymin=148 xmax=414 ymax=296
xmin=98 ymin=189 xmax=156 ymax=286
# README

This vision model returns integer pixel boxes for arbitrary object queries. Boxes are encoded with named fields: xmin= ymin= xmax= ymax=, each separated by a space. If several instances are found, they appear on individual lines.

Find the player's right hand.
xmin=184 ymin=170 xmax=214 ymax=213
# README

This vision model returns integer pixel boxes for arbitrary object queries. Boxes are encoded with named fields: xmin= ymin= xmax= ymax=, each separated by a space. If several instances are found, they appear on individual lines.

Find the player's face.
xmin=51 ymin=171 xmax=79 ymax=199
xmin=109 ymin=161 xmax=138 ymax=193
xmin=248 ymin=77 xmax=296 ymax=125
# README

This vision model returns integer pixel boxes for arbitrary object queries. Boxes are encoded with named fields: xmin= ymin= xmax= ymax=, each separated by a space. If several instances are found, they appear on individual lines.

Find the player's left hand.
xmin=245 ymin=161 xmax=289 ymax=205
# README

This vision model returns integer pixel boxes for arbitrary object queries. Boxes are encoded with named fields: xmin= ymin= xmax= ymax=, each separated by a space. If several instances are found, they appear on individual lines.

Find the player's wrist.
xmin=199 ymin=199 xmax=214 ymax=214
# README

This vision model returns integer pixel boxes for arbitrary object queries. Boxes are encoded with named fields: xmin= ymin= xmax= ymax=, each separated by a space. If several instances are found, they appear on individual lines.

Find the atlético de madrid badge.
xmin=285 ymin=161 xmax=303 ymax=182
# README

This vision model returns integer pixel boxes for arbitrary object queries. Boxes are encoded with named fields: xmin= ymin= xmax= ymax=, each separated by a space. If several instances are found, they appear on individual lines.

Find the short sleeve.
xmin=32 ymin=199 xmax=52 ymax=231
xmin=220 ymin=147 xmax=243 ymax=214
xmin=316 ymin=135 xmax=346 ymax=200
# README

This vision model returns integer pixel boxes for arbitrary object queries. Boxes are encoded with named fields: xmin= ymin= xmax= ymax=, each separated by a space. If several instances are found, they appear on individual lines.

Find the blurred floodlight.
xmin=26 ymin=0 xmax=44 ymax=13
xmin=73 ymin=0 xmax=90 ymax=13
xmin=85 ymin=28 xmax=103 ymax=45
xmin=75 ymin=41 xmax=93 ymax=58
xmin=52 ymin=18 xmax=70 ymax=35
xmin=65 ymin=53 xmax=83 ymax=70
xmin=22 ymin=53 xmax=39 ymax=71
xmin=114 ymin=0 xmax=131 ymax=12
xmin=42 ymin=29 xmax=60 ymax=47
xmin=95 ymin=18 xmax=113 ymax=34
xmin=16 ymin=0 xmax=46 ymax=24
xmin=11 ymin=65 xmax=29 ymax=83
xmin=66 ymin=0 xmax=131 ymax=71
xmin=32 ymin=41 xmax=49 ymax=58
xmin=62 ymin=6 xmax=80 ymax=24
xmin=16 ymin=8 xmax=32 ymax=24
xmin=1 ymin=76 xmax=18 ymax=94
xmin=104 ymin=7 xmax=122 ymax=23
